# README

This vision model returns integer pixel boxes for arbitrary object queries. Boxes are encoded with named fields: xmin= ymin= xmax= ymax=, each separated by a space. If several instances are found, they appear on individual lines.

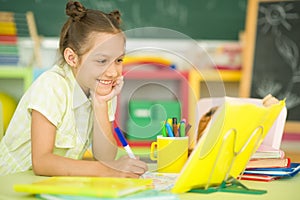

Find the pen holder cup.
xmin=150 ymin=135 xmax=188 ymax=173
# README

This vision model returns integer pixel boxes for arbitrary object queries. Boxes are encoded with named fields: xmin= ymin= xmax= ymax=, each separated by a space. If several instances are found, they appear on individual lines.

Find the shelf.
xmin=116 ymin=69 xmax=189 ymax=144
xmin=116 ymin=68 xmax=242 ymax=146
xmin=0 ymin=66 xmax=33 ymax=100
xmin=0 ymin=66 xmax=33 ymax=91
xmin=189 ymin=69 xmax=241 ymax=99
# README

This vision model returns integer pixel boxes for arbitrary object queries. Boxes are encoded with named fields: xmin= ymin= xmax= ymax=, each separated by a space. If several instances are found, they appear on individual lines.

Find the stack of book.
xmin=239 ymin=145 xmax=300 ymax=181
xmin=0 ymin=12 xmax=19 ymax=66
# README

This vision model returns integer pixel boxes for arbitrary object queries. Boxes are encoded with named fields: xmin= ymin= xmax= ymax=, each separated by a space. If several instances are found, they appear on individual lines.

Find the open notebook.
xmin=145 ymin=97 xmax=286 ymax=193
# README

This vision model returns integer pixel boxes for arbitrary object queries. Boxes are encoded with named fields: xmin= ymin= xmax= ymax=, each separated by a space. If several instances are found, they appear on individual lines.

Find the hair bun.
xmin=66 ymin=1 xmax=87 ymax=21
xmin=109 ymin=10 xmax=121 ymax=24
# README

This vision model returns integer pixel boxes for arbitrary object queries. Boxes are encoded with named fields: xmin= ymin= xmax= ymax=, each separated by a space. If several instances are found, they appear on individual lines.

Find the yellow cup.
xmin=150 ymin=135 xmax=188 ymax=173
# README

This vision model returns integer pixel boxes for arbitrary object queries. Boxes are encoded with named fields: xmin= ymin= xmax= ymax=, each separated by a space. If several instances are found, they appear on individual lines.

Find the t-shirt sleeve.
xmin=27 ymin=72 xmax=68 ymax=127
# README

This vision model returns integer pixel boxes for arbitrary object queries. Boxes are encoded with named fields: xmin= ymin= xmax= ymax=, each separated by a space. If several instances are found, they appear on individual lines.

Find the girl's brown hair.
xmin=59 ymin=1 xmax=122 ymax=65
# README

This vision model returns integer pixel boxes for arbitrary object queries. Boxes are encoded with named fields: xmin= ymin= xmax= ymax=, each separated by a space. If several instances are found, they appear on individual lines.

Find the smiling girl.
xmin=0 ymin=1 xmax=148 ymax=177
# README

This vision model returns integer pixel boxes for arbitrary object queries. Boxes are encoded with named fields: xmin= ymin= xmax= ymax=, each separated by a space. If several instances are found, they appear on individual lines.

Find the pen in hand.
xmin=114 ymin=127 xmax=136 ymax=159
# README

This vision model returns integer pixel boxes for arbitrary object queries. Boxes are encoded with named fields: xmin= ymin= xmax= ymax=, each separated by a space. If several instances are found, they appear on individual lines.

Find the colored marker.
xmin=167 ymin=118 xmax=172 ymax=127
xmin=114 ymin=127 xmax=136 ymax=159
xmin=165 ymin=123 xmax=175 ymax=137
xmin=172 ymin=117 xmax=178 ymax=137
xmin=161 ymin=121 xmax=167 ymax=137
xmin=179 ymin=120 xmax=186 ymax=137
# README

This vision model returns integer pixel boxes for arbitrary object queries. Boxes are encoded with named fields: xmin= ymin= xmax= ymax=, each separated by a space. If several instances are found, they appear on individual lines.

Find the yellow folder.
xmin=172 ymin=98 xmax=285 ymax=193
xmin=14 ymin=176 xmax=153 ymax=198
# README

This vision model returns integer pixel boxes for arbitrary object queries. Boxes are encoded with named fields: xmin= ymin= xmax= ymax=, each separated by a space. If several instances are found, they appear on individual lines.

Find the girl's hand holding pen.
xmin=113 ymin=127 xmax=148 ymax=177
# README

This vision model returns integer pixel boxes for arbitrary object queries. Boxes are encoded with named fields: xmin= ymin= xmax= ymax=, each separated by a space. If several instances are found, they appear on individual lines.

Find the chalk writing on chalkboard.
xmin=251 ymin=1 xmax=300 ymax=122
xmin=241 ymin=0 xmax=300 ymax=132
xmin=85 ymin=0 xmax=189 ymax=29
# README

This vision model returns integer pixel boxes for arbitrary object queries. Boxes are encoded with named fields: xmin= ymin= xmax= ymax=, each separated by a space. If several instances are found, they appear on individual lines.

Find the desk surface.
xmin=0 ymin=170 xmax=299 ymax=200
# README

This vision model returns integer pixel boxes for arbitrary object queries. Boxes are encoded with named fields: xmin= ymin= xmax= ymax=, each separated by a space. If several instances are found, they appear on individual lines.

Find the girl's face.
xmin=75 ymin=32 xmax=125 ymax=96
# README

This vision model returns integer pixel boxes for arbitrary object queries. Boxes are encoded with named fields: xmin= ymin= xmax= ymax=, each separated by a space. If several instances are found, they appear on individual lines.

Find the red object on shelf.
xmin=127 ymin=140 xmax=152 ymax=147
xmin=214 ymin=65 xmax=242 ymax=71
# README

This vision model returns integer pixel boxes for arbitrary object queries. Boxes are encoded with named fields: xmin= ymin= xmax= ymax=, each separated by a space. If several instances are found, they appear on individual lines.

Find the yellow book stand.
xmin=171 ymin=97 xmax=286 ymax=194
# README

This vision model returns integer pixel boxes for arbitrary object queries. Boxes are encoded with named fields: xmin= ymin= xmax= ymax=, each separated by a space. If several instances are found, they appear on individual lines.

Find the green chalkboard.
xmin=241 ymin=0 xmax=300 ymax=133
xmin=251 ymin=1 xmax=300 ymax=123
xmin=1 ymin=0 xmax=247 ymax=40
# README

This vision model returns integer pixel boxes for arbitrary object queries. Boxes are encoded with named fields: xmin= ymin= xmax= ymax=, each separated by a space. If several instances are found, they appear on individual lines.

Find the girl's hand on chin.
xmin=91 ymin=76 xmax=124 ymax=103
